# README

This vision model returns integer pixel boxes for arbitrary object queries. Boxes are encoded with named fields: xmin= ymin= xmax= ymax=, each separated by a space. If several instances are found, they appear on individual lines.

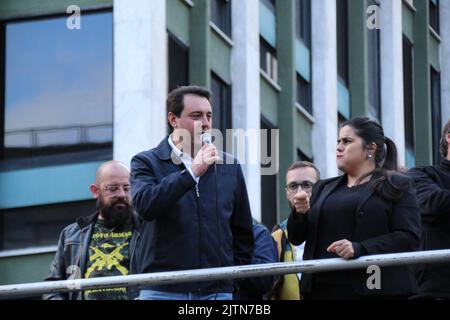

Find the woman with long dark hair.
xmin=287 ymin=117 xmax=421 ymax=299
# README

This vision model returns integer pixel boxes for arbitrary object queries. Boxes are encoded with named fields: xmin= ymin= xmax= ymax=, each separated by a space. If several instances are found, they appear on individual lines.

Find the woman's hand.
xmin=327 ymin=239 xmax=355 ymax=259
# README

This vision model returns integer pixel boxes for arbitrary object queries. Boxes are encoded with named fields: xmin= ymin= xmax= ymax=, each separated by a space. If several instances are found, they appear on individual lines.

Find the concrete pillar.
xmin=311 ymin=0 xmax=339 ymax=179
xmin=113 ymin=0 xmax=167 ymax=167
xmin=380 ymin=0 xmax=405 ymax=166
xmin=441 ymin=0 xmax=450 ymax=125
xmin=231 ymin=0 xmax=261 ymax=221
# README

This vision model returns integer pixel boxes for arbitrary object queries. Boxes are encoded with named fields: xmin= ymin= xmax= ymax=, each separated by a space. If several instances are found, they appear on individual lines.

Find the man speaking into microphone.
xmin=130 ymin=86 xmax=254 ymax=300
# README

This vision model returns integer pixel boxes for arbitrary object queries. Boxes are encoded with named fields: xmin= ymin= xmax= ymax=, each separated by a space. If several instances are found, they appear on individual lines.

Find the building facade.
xmin=0 ymin=0 xmax=448 ymax=288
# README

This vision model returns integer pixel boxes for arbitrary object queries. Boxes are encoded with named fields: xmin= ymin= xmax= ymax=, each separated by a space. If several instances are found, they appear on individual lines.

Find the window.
xmin=297 ymin=74 xmax=312 ymax=114
xmin=1 ymin=11 xmax=113 ymax=170
xmin=261 ymin=117 xmax=277 ymax=229
xmin=296 ymin=0 xmax=311 ymax=47
xmin=295 ymin=0 xmax=312 ymax=115
xmin=429 ymin=0 xmax=440 ymax=34
xmin=260 ymin=37 xmax=278 ymax=83
xmin=403 ymin=36 xmax=415 ymax=168
xmin=211 ymin=0 xmax=232 ymax=38
xmin=211 ymin=73 xmax=232 ymax=137
xmin=260 ymin=0 xmax=277 ymax=82
xmin=431 ymin=67 xmax=442 ymax=164
xmin=168 ymin=33 xmax=189 ymax=93
xmin=337 ymin=0 xmax=349 ymax=86
xmin=367 ymin=0 xmax=381 ymax=121
xmin=0 ymin=200 xmax=96 ymax=250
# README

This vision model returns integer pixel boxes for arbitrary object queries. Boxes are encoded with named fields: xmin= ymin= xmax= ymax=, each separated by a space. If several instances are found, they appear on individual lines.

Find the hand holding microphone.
xmin=191 ymin=133 xmax=220 ymax=177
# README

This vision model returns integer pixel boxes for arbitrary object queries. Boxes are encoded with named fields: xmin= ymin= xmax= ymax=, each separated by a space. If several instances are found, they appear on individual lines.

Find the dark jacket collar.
xmin=440 ymin=158 xmax=450 ymax=171
xmin=314 ymin=173 xmax=376 ymax=215
xmin=155 ymin=136 xmax=174 ymax=161
xmin=77 ymin=211 xmax=99 ymax=229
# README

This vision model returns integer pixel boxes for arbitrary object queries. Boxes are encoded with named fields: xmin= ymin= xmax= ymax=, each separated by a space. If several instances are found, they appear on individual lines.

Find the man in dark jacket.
xmin=131 ymin=86 xmax=254 ymax=300
xmin=43 ymin=161 xmax=141 ymax=300
xmin=408 ymin=119 xmax=450 ymax=299
xmin=234 ymin=222 xmax=278 ymax=300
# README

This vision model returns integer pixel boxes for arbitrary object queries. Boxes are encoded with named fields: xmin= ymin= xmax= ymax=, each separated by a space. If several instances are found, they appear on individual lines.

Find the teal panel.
xmin=259 ymin=1 xmax=277 ymax=47
xmin=295 ymin=39 xmax=310 ymax=82
xmin=402 ymin=3 xmax=414 ymax=43
xmin=260 ymin=78 xmax=278 ymax=126
xmin=429 ymin=35 xmax=440 ymax=71
xmin=0 ymin=162 xmax=104 ymax=209
xmin=210 ymin=31 xmax=231 ymax=83
xmin=0 ymin=252 xmax=55 ymax=285
xmin=167 ymin=0 xmax=191 ymax=45
xmin=296 ymin=112 xmax=313 ymax=157
xmin=338 ymin=80 xmax=350 ymax=119
xmin=0 ymin=0 xmax=112 ymax=20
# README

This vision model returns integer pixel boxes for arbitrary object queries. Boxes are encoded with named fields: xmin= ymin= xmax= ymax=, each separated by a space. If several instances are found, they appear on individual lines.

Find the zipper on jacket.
xmin=195 ymin=183 xmax=200 ymax=198
xmin=195 ymin=188 xmax=202 ymax=268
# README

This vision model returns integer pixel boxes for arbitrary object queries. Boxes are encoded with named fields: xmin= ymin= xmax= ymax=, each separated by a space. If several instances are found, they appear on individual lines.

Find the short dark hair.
xmin=287 ymin=161 xmax=320 ymax=180
xmin=440 ymin=119 xmax=450 ymax=157
xmin=166 ymin=86 xmax=212 ymax=133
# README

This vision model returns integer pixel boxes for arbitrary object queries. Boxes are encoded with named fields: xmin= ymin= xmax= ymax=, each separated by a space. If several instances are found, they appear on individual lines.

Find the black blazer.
xmin=287 ymin=173 xmax=422 ymax=297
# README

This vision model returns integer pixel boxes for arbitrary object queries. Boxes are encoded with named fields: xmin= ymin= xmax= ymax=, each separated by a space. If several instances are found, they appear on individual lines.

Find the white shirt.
xmin=168 ymin=135 xmax=200 ymax=184
xmin=294 ymin=241 xmax=305 ymax=280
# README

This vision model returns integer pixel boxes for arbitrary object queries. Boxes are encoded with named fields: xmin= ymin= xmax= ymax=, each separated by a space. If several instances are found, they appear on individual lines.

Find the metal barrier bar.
xmin=2 ymin=249 xmax=450 ymax=299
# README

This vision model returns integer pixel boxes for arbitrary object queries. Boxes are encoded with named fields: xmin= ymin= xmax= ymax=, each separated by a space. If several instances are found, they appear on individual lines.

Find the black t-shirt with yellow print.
xmin=84 ymin=219 xmax=133 ymax=300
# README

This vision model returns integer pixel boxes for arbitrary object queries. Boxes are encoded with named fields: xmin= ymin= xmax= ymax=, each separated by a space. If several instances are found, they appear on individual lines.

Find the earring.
xmin=368 ymin=154 xmax=373 ymax=160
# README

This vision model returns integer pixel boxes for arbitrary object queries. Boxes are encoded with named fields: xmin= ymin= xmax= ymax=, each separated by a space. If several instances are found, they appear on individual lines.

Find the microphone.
xmin=201 ymin=132 xmax=212 ymax=145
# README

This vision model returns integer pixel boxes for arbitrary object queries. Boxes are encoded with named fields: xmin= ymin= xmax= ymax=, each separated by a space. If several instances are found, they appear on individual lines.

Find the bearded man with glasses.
xmin=43 ymin=161 xmax=141 ymax=300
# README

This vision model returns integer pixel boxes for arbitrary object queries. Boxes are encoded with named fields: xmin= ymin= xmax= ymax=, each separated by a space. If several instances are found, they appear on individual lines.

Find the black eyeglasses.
xmin=103 ymin=185 xmax=131 ymax=195
xmin=285 ymin=181 xmax=314 ymax=193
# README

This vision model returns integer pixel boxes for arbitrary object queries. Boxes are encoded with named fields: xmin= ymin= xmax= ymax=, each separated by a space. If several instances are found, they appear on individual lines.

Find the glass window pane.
xmin=211 ymin=0 xmax=232 ymax=37
xmin=0 ymin=200 xmax=96 ymax=250
xmin=168 ymin=33 xmax=189 ymax=93
xmin=431 ymin=68 xmax=442 ymax=164
xmin=211 ymin=73 xmax=231 ymax=136
xmin=3 ymin=12 xmax=113 ymax=168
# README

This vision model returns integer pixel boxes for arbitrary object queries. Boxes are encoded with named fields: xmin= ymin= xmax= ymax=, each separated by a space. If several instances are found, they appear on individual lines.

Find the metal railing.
xmin=1 ymin=249 xmax=450 ymax=299
xmin=5 ymin=123 xmax=112 ymax=148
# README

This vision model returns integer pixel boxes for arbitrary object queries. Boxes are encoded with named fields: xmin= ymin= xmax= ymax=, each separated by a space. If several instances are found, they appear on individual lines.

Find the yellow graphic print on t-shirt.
xmin=85 ymin=242 xmax=129 ymax=278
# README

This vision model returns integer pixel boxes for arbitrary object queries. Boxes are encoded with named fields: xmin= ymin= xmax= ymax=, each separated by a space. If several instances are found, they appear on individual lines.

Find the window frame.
xmin=0 ymin=8 xmax=114 ymax=170
xmin=210 ymin=0 xmax=232 ymax=38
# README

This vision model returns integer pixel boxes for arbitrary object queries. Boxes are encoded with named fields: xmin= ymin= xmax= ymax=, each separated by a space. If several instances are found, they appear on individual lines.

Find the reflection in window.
xmin=431 ymin=67 xmax=441 ymax=164
xmin=367 ymin=0 xmax=381 ymax=121
xmin=297 ymin=74 xmax=312 ymax=114
xmin=429 ymin=0 xmax=440 ymax=34
xmin=211 ymin=0 xmax=232 ymax=38
xmin=2 ymin=12 xmax=113 ymax=169
xmin=403 ymin=36 xmax=415 ymax=168
xmin=260 ymin=38 xmax=278 ymax=83
xmin=337 ymin=0 xmax=349 ymax=86
xmin=261 ymin=117 xmax=277 ymax=229
xmin=211 ymin=73 xmax=231 ymax=137
xmin=168 ymin=32 xmax=189 ymax=93
xmin=296 ymin=0 xmax=311 ymax=47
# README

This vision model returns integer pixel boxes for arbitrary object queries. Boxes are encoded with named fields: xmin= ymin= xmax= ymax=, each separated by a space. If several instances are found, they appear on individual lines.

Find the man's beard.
xmin=97 ymin=196 xmax=133 ymax=228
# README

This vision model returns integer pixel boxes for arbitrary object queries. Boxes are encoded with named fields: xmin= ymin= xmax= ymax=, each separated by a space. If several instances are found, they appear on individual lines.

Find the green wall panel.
xmin=260 ymin=78 xmax=279 ymax=126
xmin=0 ymin=252 xmax=55 ymax=286
xmin=167 ymin=0 xmax=191 ymax=45
xmin=210 ymin=30 xmax=231 ymax=83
